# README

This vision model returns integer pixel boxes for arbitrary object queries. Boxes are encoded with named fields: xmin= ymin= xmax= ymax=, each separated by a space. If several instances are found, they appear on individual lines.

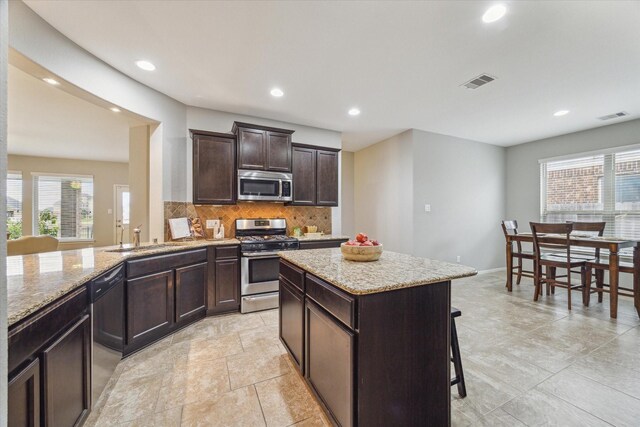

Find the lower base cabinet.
xmin=8 ymin=358 xmax=40 ymax=427
xmin=42 ymin=315 xmax=91 ymax=427
xmin=126 ymin=270 xmax=175 ymax=353
xmin=306 ymin=300 xmax=354 ymax=427
xmin=279 ymin=278 xmax=304 ymax=371
xmin=176 ymin=262 xmax=208 ymax=325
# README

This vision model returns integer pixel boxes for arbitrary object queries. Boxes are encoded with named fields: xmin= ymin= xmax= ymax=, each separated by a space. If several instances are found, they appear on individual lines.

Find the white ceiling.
xmin=24 ymin=1 xmax=640 ymax=152
xmin=8 ymin=64 xmax=142 ymax=162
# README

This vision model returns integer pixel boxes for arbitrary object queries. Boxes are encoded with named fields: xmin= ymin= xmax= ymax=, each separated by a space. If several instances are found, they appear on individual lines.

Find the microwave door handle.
xmin=279 ymin=179 xmax=282 ymax=198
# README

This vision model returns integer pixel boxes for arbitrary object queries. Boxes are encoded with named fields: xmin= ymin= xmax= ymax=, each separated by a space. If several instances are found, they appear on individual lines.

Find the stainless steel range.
xmin=236 ymin=218 xmax=299 ymax=313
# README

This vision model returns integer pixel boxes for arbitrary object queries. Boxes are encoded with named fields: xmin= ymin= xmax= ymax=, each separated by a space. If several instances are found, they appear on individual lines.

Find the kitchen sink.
xmin=105 ymin=243 xmax=186 ymax=253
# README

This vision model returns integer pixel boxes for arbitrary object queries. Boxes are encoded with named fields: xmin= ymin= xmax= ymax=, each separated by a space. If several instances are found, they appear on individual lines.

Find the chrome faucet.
xmin=133 ymin=225 xmax=142 ymax=248
xmin=119 ymin=227 xmax=125 ymax=248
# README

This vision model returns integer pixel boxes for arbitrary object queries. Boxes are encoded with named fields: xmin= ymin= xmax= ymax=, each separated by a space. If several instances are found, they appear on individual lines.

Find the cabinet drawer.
xmin=306 ymin=274 xmax=355 ymax=330
xmin=127 ymin=249 xmax=207 ymax=278
xmin=280 ymin=260 xmax=305 ymax=292
xmin=215 ymin=245 xmax=239 ymax=259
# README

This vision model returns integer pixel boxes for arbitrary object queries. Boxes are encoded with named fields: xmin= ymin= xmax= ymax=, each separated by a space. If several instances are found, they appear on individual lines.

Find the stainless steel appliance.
xmin=237 ymin=170 xmax=293 ymax=202
xmin=89 ymin=264 xmax=125 ymax=407
xmin=237 ymin=218 xmax=299 ymax=313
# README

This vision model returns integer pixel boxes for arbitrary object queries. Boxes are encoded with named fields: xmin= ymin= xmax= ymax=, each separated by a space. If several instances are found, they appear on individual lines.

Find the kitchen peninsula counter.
xmin=7 ymin=239 xmax=240 ymax=326
xmin=278 ymin=248 xmax=476 ymax=426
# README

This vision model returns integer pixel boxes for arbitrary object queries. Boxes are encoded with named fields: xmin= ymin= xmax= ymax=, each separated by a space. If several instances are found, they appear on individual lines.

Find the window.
xmin=33 ymin=174 xmax=94 ymax=241
xmin=541 ymin=147 xmax=640 ymax=255
xmin=6 ymin=172 xmax=23 ymax=239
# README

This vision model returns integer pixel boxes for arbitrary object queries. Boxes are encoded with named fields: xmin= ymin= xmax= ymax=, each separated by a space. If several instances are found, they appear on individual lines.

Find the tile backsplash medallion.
xmin=164 ymin=202 xmax=332 ymax=240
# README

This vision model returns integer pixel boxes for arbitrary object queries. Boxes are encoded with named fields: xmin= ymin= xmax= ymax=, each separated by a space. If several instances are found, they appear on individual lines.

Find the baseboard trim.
xmin=477 ymin=267 xmax=507 ymax=275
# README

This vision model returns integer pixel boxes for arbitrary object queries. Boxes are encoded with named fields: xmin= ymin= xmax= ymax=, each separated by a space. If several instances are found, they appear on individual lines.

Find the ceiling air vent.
xmin=461 ymin=74 xmax=496 ymax=89
xmin=598 ymin=111 xmax=629 ymax=121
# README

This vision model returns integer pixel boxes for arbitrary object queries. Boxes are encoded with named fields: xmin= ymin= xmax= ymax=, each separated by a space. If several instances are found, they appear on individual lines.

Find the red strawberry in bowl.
xmin=356 ymin=233 xmax=368 ymax=243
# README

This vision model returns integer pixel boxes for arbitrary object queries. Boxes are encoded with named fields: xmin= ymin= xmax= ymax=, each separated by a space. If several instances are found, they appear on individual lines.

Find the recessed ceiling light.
xmin=482 ymin=4 xmax=507 ymax=23
xmin=43 ymin=77 xmax=60 ymax=85
xmin=554 ymin=110 xmax=570 ymax=117
xmin=135 ymin=60 xmax=156 ymax=71
xmin=110 ymin=107 xmax=121 ymax=113
xmin=270 ymin=88 xmax=284 ymax=97
xmin=348 ymin=108 xmax=361 ymax=116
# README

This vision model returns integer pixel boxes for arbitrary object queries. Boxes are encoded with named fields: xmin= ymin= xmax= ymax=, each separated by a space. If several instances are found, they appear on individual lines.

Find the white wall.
xmin=186 ymin=106 xmax=344 ymax=233
xmin=341 ymin=151 xmax=355 ymax=237
xmin=412 ymin=129 xmax=506 ymax=269
xmin=353 ymin=129 xmax=506 ymax=271
xmin=506 ymin=118 xmax=640 ymax=231
xmin=8 ymin=0 xmax=187 ymax=240
xmin=1 ymin=0 xmax=9 ymax=422
xmin=354 ymin=130 xmax=414 ymax=254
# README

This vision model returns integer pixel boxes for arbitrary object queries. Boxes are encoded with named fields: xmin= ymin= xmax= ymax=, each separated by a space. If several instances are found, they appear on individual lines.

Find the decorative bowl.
xmin=340 ymin=242 xmax=383 ymax=262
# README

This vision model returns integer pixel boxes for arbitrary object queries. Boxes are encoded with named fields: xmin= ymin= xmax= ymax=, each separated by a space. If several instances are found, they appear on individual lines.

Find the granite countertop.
xmin=278 ymin=248 xmax=477 ymax=295
xmin=295 ymin=234 xmax=350 ymax=242
xmin=7 ymin=239 xmax=240 ymax=327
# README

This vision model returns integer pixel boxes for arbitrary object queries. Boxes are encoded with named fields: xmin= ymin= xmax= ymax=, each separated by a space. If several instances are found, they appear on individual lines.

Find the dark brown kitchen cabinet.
xmin=232 ymin=122 xmax=294 ymax=172
xmin=291 ymin=146 xmax=316 ymax=205
xmin=290 ymin=144 xmax=340 ymax=206
xmin=207 ymin=245 xmax=241 ymax=315
xmin=8 ymin=358 xmax=40 ymax=427
xmin=42 ymin=315 xmax=91 ymax=427
xmin=191 ymin=130 xmax=236 ymax=205
xmin=279 ymin=278 xmax=304 ymax=372
xmin=306 ymin=299 xmax=354 ymax=427
xmin=175 ymin=262 xmax=208 ymax=325
xmin=316 ymin=149 xmax=339 ymax=206
xmin=126 ymin=270 xmax=174 ymax=351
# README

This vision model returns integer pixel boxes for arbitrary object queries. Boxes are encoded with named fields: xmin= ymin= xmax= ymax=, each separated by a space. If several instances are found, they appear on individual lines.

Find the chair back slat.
xmin=530 ymin=222 xmax=573 ymax=264
xmin=568 ymin=221 xmax=606 ymax=258
xmin=501 ymin=220 xmax=518 ymax=236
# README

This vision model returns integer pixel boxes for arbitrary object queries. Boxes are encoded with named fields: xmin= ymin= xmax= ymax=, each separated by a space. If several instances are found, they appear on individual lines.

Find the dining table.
xmin=505 ymin=232 xmax=640 ymax=319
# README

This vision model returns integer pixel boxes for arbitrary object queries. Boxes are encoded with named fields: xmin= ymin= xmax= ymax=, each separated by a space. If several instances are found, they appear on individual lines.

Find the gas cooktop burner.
xmin=235 ymin=218 xmax=300 ymax=253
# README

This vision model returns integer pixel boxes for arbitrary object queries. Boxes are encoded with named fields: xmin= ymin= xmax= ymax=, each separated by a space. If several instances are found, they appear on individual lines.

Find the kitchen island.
xmin=278 ymin=248 xmax=477 ymax=427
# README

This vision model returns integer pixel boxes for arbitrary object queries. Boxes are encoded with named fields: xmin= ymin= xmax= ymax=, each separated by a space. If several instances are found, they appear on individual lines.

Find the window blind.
xmin=6 ymin=172 xmax=23 ymax=239
xmin=33 ymin=174 xmax=94 ymax=240
xmin=541 ymin=148 xmax=640 ymax=256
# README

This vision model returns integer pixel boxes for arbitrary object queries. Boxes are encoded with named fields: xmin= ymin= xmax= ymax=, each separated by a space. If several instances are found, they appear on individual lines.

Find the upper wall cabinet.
xmin=290 ymin=144 xmax=340 ymax=207
xmin=232 ymin=122 xmax=294 ymax=172
xmin=191 ymin=130 xmax=237 ymax=205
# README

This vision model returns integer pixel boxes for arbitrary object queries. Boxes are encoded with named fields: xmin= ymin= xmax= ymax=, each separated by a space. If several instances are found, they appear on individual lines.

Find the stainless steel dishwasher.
xmin=89 ymin=264 xmax=125 ymax=407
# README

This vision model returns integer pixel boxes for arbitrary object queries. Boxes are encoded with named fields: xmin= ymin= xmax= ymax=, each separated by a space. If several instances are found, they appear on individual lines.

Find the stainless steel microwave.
xmin=237 ymin=170 xmax=293 ymax=202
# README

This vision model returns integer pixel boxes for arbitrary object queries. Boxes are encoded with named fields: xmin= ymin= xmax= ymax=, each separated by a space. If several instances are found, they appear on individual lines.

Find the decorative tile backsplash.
xmin=164 ymin=202 xmax=332 ymax=240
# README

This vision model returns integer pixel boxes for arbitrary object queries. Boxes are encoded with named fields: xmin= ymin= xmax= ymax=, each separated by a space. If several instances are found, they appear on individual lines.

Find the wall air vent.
xmin=461 ymin=74 xmax=496 ymax=89
xmin=598 ymin=111 xmax=629 ymax=121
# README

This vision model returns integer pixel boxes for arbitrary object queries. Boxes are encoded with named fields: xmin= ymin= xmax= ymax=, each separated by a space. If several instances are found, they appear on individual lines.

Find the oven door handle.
xmin=242 ymin=252 xmax=281 ymax=258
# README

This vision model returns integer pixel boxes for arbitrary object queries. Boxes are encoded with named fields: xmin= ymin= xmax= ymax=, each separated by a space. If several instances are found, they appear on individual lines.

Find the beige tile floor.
xmin=86 ymin=272 xmax=640 ymax=426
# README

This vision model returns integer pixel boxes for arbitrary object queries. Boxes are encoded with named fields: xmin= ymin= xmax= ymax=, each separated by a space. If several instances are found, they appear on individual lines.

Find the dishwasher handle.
xmin=90 ymin=265 xmax=125 ymax=302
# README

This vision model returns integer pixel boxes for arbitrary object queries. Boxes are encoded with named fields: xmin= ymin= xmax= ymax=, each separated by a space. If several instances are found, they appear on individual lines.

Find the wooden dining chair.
xmin=501 ymin=220 xmax=535 ymax=287
xmin=530 ymin=222 xmax=592 ymax=310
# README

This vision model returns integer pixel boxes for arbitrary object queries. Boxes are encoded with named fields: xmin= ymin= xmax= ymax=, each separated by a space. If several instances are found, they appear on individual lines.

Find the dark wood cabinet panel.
xmin=207 ymin=246 xmax=241 ymax=315
xmin=279 ymin=278 xmax=304 ymax=372
xmin=127 ymin=249 xmax=207 ymax=279
xmin=126 ymin=270 xmax=174 ymax=350
xmin=8 ymin=358 xmax=40 ymax=427
xmin=215 ymin=258 xmax=240 ymax=307
xmin=306 ymin=300 xmax=354 ymax=427
xmin=291 ymin=146 xmax=316 ymax=205
xmin=298 ymin=239 xmax=348 ymax=250
xmin=316 ymin=150 xmax=339 ymax=206
xmin=237 ymin=128 xmax=266 ymax=170
xmin=192 ymin=131 xmax=236 ymax=205
xmin=42 ymin=315 xmax=91 ymax=427
xmin=266 ymin=131 xmax=292 ymax=172
xmin=233 ymin=122 xmax=294 ymax=172
xmin=175 ymin=262 xmax=207 ymax=325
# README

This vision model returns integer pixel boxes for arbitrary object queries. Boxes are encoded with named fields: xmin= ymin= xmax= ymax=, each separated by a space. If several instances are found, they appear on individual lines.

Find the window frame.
xmin=31 ymin=172 xmax=95 ymax=242
xmin=539 ymin=143 xmax=640 ymax=258
xmin=6 ymin=170 xmax=24 ymax=239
